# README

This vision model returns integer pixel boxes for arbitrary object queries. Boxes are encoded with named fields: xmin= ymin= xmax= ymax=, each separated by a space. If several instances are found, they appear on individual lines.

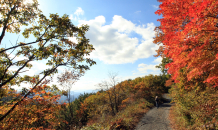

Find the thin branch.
xmin=9 ymin=40 xmax=14 ymax=47
xmin=11 ymin=52 xmax=19 ymax=61
xmin=0 ymin=64 xmax=60 ymax=122
xmin=0 ymin=25 xmax=50 ymax=54
xmin=0 ymin=40 xmax=49 ymax=89
xmin=0 ymin=40 xmax=43 ymax=54
xmin=0 ymin=57 xmax=34 ymax=89
xmin=8 ymin=36 xmax=19 ymax=56
xmin=19 ymin=70 xmax=29 ymax=73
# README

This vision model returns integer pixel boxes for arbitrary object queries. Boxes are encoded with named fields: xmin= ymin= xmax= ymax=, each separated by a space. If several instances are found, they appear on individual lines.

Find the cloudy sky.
xmin=3 ymin=0 xmax=163 ymax=92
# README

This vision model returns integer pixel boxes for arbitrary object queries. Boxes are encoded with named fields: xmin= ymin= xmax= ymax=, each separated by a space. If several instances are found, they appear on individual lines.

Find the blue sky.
xmin=2 ymin=0 xmax=163 ymax=91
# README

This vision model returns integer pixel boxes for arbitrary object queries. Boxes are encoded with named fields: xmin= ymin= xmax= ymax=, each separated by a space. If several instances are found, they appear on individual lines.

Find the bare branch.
xmin=8 ymin=36 xmax=19 ymax=56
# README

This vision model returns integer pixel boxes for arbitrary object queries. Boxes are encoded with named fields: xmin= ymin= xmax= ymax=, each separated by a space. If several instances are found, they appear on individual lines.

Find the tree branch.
xmin=0 ymin=40 xmax=49 ymax=89
xmin=0 ymin=54 xmax=13 ymax=83
xmin=0 ymin=5 xmax=17 ymax=45
xmin=0 ymin=64 xmax=60 ymax=122
xmin=0 ymin=25 xmax=50 ymax=54
xmin=0 ymin=40 xmax=42 ymax=54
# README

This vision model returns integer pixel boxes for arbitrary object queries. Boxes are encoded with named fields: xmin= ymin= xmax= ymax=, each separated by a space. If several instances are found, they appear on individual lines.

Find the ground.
xmin=135 ymin=94 xmax=173 ymax=130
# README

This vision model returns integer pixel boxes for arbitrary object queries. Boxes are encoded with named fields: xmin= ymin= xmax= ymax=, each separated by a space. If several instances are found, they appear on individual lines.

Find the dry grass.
xmin=81 ymin=99 xmax=153 ymax=130
xmin=113 ymin=101 xmax=151 ymax=129
xmin=168 ymin=105 xmax=187 ymax=130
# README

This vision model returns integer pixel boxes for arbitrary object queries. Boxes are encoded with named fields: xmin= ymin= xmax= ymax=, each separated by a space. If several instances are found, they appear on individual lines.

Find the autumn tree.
xmin=57 ymin=70 xmax=82 ymax=129
xmin=154 ymin=0 xmax=218 ymax=129
xmin=0 ymin=0 xmax=96 ymax=122
xmin=154 ymin=0 xmax=218 ymax=86
xmin=71 ymin=92 xmax=94 ymax=128
xmin=58 ymin=70 xmax=81 ymax=103
xmin=97 ymin=72 xmax=124 ymax=115
xmin=0 ymin=83 xmax=66 ymax=129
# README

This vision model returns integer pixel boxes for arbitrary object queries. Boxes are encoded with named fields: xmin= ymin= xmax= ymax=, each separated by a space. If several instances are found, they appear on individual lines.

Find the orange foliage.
xmin=155 ymin=0 xmax=218 ymax=87
xmin=0 ymin=85 xmax=64 ymax=129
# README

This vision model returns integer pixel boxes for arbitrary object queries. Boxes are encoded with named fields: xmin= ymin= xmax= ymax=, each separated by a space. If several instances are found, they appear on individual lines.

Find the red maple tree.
xmin=154 ymin=0 xmax=218 ymax=87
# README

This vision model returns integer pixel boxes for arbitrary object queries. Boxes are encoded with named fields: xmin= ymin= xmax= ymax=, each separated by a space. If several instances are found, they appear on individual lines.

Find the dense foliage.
xmin=154 ymin=0 xmax=218 ymax=129
xmin=154 ymin=0 xmax=218 ymax=86
xmin=0 ymin=84 xmax=65 ymax=129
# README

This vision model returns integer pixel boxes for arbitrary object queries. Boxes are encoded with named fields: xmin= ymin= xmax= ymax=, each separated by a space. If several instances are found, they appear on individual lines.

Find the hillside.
xmin=77 ymin=74 xmax=170 ymax=129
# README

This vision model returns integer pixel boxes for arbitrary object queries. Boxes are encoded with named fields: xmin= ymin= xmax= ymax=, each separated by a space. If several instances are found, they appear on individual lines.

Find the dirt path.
xmin=134 ymin=94 xmax=173 ymax=130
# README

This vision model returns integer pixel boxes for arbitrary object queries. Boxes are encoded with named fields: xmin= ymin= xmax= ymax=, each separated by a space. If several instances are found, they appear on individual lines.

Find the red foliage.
xmin=155 ymin=0 xmax=218 ymax=87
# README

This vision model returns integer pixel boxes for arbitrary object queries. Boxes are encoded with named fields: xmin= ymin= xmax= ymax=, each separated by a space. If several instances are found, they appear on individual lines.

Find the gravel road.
xmin=134 ymin=94 xmax=173 ymax=130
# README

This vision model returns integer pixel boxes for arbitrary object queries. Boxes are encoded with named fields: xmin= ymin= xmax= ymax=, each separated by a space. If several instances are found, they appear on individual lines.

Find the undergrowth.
xmin=81 ymin=98 xmax=153 ymax=130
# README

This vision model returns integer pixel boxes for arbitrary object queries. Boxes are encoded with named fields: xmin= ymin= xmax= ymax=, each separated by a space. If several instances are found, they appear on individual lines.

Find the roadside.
xmin=134 ymin=93 xmax=173 ymax=130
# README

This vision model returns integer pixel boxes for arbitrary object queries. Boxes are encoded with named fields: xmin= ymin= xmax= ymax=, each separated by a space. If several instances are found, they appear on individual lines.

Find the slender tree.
xmin=97 ymin=72 xmax=122 ymax=115
xmin=57 ymin=69 xmax=82 ymax=128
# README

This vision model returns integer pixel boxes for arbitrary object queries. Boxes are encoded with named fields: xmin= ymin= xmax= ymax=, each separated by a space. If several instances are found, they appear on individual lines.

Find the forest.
xmin=0 ymin=0 xmax=218 ymax=130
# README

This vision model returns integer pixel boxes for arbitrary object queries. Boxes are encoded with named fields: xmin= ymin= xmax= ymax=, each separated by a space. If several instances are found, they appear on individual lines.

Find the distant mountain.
xmin=57 ymin=89 xmax=98 ymax=104
xmin=14 ymin=89 xmax=98 ymax=104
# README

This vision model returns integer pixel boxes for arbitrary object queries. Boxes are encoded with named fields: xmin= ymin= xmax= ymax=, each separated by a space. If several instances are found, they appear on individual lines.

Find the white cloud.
xmin=137 ymin=63 xmax=159 ymax=73
xmin=78 ymin=15 xmax=158 ymax=64
xmin=74 ymin=7 xmax=84 ymax=16
xmin=122 ymin=74 xmax=145 ymax=81
xmin=68 ymin=37 xmax=78 ymax=44
xmin=153 ymin=57 xmax=162 ymax=64
xmin=70 ymin=7 xmax=84 ymax=21
xmin=152 ymin=5 xmax=159 ymax=9
xmin=70 ymin=14 xmax=76 ymax=21
xmin=72 ymin=82 xmax=98 ymax=91
xmin=135 ymin=11 xmax=141 ymax=14
xmin=133 ymin=57 xmax=162 ymax=75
